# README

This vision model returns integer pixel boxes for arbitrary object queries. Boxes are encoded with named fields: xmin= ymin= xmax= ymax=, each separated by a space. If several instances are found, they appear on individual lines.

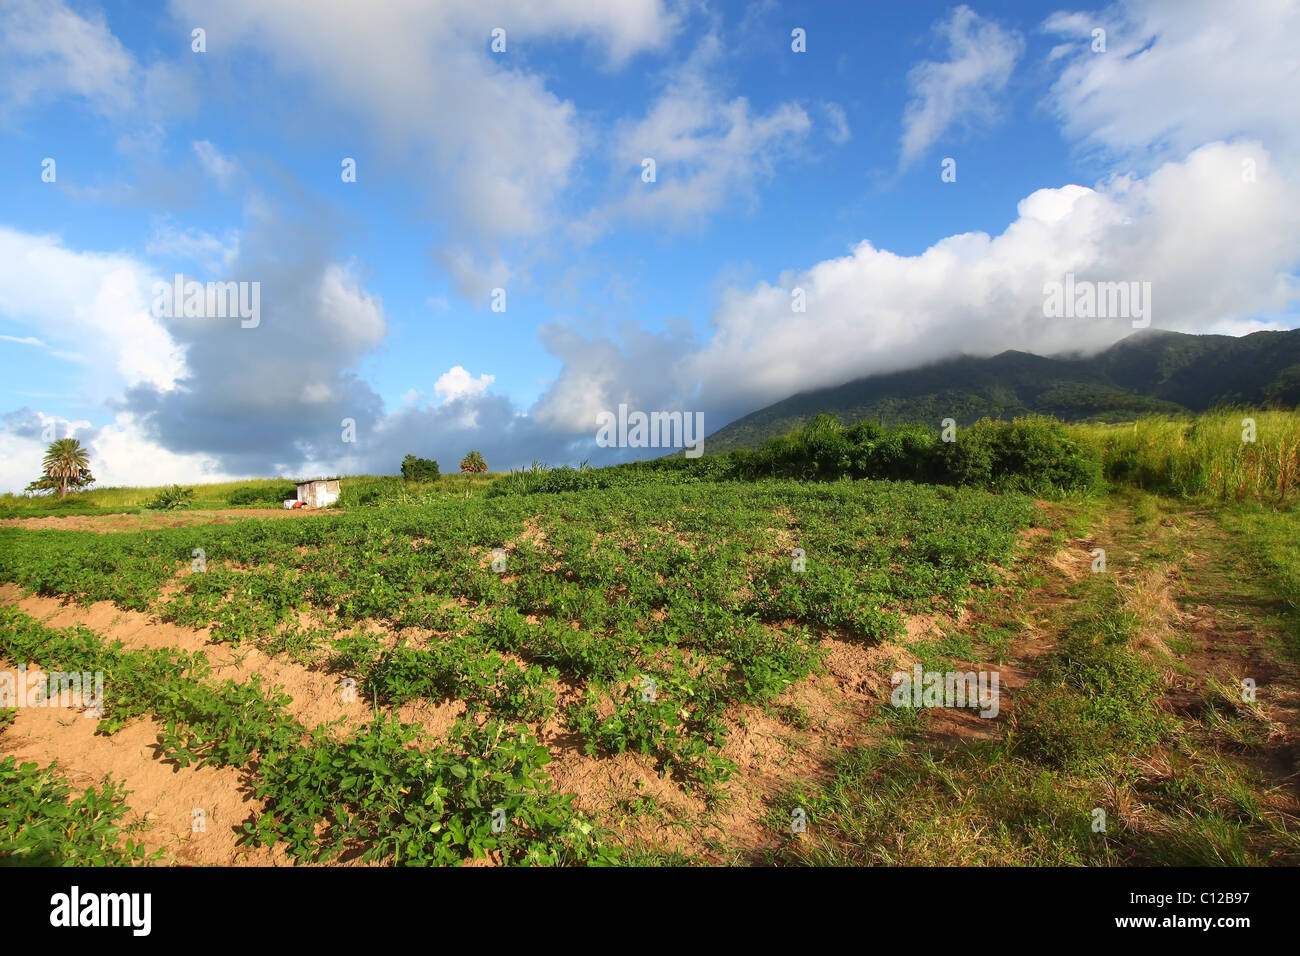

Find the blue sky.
xmin=1 ymin=0 xmax=1298 ymax=489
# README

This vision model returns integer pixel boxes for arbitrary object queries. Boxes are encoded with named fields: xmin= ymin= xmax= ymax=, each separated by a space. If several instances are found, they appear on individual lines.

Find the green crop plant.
xmin=0 ymin=756 xmax=160 ymax=866
xmin=0 ymin=607 xmax=614 ymax=866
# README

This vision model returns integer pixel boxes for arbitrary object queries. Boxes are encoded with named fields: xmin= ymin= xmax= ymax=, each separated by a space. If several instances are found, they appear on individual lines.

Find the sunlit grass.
xmin=1070 ymin=409 xmax=1300 ymax=502
xmin=0 ymin=472 xmax=496 ymax=516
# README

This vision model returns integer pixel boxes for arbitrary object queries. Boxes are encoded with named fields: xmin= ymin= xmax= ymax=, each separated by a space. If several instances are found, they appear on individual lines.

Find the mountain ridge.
xmin=704 ymin=328 xmax=1300 ymax=453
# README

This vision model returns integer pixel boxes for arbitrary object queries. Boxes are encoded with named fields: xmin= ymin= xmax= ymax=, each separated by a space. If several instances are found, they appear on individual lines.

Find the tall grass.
xmin=0 ymin=477 xmax=296 ymax=514
xmin=337 ymin=473 xmax=495 ymax=506
xmin=1072 ymin=410 xmax=1300 ymax=502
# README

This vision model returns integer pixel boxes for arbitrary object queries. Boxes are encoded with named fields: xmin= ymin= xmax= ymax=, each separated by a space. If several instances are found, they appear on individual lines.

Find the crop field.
xmin=0 ymin=478 xmax=1045 ymax=864
xmin=3 ymin=415 xmax=1300 ymax=867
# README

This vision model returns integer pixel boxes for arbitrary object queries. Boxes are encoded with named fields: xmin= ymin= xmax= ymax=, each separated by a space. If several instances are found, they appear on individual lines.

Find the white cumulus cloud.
xmin=0 ymin=227 xmax=186 ymax=399
xmin=434 ymin=366 xmax=496 ymax=402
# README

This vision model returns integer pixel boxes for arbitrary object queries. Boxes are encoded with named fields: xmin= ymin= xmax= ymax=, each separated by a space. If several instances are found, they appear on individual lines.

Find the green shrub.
xmin=490 ymin=415 xmax=1102 ymax=498
xmin=401 ymin=454 xmax=440 ymax=482
xmin=145 ymin=485 xmax=196 ymax=510
xmin=941 ymin=417 xmax=1103 ymax=494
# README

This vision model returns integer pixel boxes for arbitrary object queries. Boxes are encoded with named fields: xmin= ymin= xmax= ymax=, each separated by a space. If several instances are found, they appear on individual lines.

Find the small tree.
xmin=459 ymin=450 xmax=488 ymax=473
xmin=33 ymin=438 xmax=94 ymax=498
xmin=23 ymin=475 xmax=60 ymax=495
xmin=401 ymin=454 xmax=440 ymax=482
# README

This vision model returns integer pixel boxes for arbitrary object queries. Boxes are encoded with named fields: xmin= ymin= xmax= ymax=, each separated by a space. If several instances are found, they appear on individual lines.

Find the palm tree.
xmin=41 ymin=438 xmax=91 ymax=498
xmin=459 ymin=450 xmax=488 ymax=473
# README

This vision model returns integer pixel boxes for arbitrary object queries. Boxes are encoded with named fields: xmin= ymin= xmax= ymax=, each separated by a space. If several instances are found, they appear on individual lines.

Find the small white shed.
xmin=295 ymin=477 xmax=341 ymax=508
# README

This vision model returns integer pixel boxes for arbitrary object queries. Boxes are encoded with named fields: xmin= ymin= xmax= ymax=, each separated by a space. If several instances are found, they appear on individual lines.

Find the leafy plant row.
xmin=0 ymin=752 xmax=158 ymax=867
xmin=0 ymin=607 xmax=614 ymax=865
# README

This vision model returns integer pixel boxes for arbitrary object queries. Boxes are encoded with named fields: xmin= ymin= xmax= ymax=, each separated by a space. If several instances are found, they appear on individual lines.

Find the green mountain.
xmin=705 ymin=328 xmax=1300 ymax=453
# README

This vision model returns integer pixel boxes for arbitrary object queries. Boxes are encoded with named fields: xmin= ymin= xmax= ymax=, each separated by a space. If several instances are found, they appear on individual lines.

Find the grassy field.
xmin=771 ymin=500 xmax=1300 ymax=866
xmin=1070 ymin=409 xmax=1300 ymax=502
xmin=2 ymin=410 xmax=1299 ymax=866
xmin=0 ymin=473 xmax=495 ymax=517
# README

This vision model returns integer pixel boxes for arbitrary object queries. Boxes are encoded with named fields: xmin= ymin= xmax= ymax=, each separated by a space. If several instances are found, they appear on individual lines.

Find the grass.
xmin=768 ymin=508 xmax=1300 ymax=867
xmin=337 ymin=473 xmax=495 ymax=507
xmin=1197 ymin=503 xmax=1300 ymax=668
xmin=1217 ymin=503 xmax=1300 ymax=612
xmin=9 ymin=408 xmax=1299 ymax=519
xmin=1071 ymin=409 xmax=1300 ymax=502
xmin=0 ymin=473 xmax=496 ymax=517
xmin=770 ymin=735 xmax=1117 ymax=865
xmin=0 ymin=477 xmax=296 ymax=513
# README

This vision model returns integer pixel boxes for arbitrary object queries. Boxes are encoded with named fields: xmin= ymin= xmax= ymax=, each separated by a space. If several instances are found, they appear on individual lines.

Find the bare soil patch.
xmin=0 ymin=706 xmax=289 ymax=866
xmin=1 ymin=508 xmax=333 ymax=534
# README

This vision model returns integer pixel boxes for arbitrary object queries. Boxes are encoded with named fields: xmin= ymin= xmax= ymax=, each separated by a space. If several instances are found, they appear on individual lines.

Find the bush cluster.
xmin=490 ymin=415 xmax=1102 ymax=498
xmin=401 ymin=454 xmax=441 ymax=482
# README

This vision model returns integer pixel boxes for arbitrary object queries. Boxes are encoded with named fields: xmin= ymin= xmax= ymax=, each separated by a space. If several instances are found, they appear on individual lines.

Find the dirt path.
xmin=1159 ymin=508 xmax=1300 ymax=806
xmin=911 ymin=502 xmax=1108 ymax=747
xmin=1003 ymin=495 xmax=1298 ymax=819
xmin=1025 ymin=497 xmax=1297 ymax=804
xmin=0 ymin=508 xmax=333 ymax=533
